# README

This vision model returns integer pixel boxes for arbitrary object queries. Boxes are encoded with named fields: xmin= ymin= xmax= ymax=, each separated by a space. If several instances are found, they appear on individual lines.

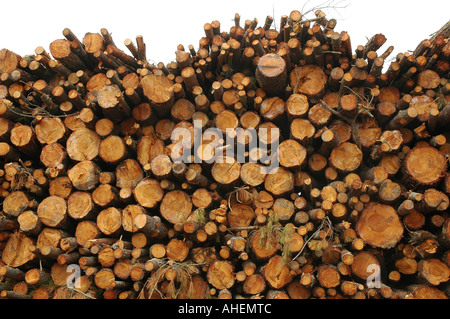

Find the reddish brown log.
xmin=356 ymin=202 xmax=404 ymax=249
xmin=159 ymin=190 xmax=193 ymax=224
xmin=403 ymin=146 xmax=447 ymax=187
xmin=255 ymin=53 xmax=287 ymax=96
xmin=290 ymin=65 xmax=327 ymax=97
xmin=329 ymin=142 xmax=363 ymax=173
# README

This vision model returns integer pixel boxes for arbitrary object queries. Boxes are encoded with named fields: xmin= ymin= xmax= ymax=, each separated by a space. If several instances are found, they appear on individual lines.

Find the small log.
xmin=290 ymin=65 xmax=327 ymax=97
xmin=329 ymin=142 xmax=363 ymax=173
xmin=68 ymin=160 xmax=100 ymax=191
xmin=151 ymin=154 xmax=173 ymax=180
xmin=248 ymin=229 xmax=278 ymax=260
xmin=260 ymin=96 xmax=286 ymax=123
xmin=286 ymin=93 xmax=309 ymax=119
xmin=290 ymin=118 xmax=316 ymax=144
xmin=2 ymin=232 xmax=36 ymax=268
xmin=240 ymin=163 xmax=266 ymax=187
xmin=211 ymin=156 xmax=241 ymax=187
xmin=262 ymin=255 xmax=293 ymax=289
xmin=121 ymin=204 xmax=146 ymax=233
xmin=0 ymin=266 xmax=25 ymax=281
xmin=351 ymin=251 xmax=380 ymax=282
xmin=3 ymin=191 xmax=30 ymax=217
xmin=243 ymin=274 xmax=266 ymax=296
xmin=37 ymin=195 xmax=69 ymax=228
xmin=34 ymin=117 xmax=67 ymax=145
xmin=378 ymin=179 xmax=402 ymax=204
xmin=98 ymin=135 xmax=128 ymax=165
xmin=18 ymin=210 xmax=43 ymax=236
xmin=115 ymin=159 xmax=144 ymax=189
xmin=278 ymin=139 xmax=307 ymax=169
xmin=94 ymin=268 xmax=116 ymax=290
xmin=317 ymin=265 xmax=341 ymax=289
xmin=207 ymin=260 xmax=235 ymax=290
xmin=134 ymin=214 xmax=167 ymax=239
xmin=10 ymin=125 xmax=40 ymax=156
xmin=133 ymin=178 xmax=164 ymax=209
xmin=227 ymin=204 xmax=255 ymax=229
xmin=66 ymin=128 xmax=101 ymax=162
xmin=417 ymin=258 xmax=449 ymax=286
xmin=96 ymin=84 xmax=131 ymax=122
xmin=264 ymin=167 xmax=294 ymax=196
xmin=166 ymin=238 xmax=190 ymax=262
xmin=92 ymin=184 xmax=119 ymax=208
xmin=49 ymin=39 xmax=85 ymax=71
xmin=97 ymin=247 xmax=116 ymax=267
xmin=96 ymin=207 xmax=122 ymax=236
xmin=171 ymin=98 xmax=196 ymax=122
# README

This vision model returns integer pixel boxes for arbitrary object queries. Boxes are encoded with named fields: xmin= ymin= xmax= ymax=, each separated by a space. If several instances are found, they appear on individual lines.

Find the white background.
xmin=1 ymin=0 xmax=449 ymax=65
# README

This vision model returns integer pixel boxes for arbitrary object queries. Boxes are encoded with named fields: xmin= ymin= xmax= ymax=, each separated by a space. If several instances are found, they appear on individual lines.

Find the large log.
xmin=0 ymin=9 xmax=449 ymax=301
xmin=255 ymin=53 xmax=287 ymax=96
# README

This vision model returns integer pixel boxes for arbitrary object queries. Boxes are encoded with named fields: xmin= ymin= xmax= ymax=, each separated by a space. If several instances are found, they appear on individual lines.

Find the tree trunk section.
xmin=255 ymin=53 xmax=287 ymax=96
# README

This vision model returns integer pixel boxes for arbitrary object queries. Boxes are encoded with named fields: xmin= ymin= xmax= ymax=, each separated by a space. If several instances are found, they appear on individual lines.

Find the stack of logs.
xmin=0 ymin=10 xmax=449 ymax=300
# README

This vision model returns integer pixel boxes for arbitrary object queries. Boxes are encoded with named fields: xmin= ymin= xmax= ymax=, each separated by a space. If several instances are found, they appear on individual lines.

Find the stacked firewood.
xmin=0 ymin=10 xmax=449 ymax=299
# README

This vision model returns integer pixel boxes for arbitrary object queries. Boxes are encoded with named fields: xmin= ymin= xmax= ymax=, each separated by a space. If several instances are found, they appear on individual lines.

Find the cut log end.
xmin=329 ymin=142 xmax=363 ymax=172
xmin=403 ymin=146 xmax=447 ymax=187
xmin=290 ymin=65 xmax=327 ymax=97
xmin=255 ymin=54 xmax=287 ymax=95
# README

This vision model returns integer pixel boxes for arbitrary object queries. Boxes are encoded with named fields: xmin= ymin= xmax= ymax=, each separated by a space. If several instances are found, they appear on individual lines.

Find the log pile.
xmin=0 ymin=10 xmax=449 ymax=300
